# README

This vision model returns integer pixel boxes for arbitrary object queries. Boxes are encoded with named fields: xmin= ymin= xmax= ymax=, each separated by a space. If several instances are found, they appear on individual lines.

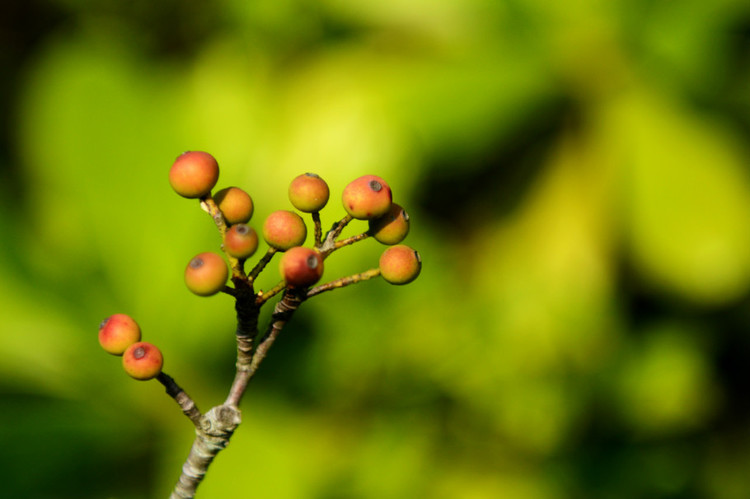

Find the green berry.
xmin=262 ymin=210 xmax=307 ymax=251
xmin=224 ymin=224 xmax=259 ymax=259
xmin=214 ymin=186 xmax=254 ymax=224
xmin=368 ymin=203 xmax=410 ymax=245
xmin=122 ymin=342 xmax=163 ymax=380
xmin=279 ymin=246 xmax=324 ymax=288
xmin=288 ymin=173 xmax=330 ymax=212
xmin=379 ymin=245 xmax=421 ymax=285
xmin=185 ymin=252 xmax=228 ymax=296
xmin=342 ymin=175 xmax=392 ymax=220
xmin=98 ymin=314 xmax=142 ymax=356
xmin=169 ymin=151 xmax=220 ymax=198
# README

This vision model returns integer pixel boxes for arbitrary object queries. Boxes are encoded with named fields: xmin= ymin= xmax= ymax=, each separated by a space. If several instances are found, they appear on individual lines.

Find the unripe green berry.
xmin=224 ymin=224 xmax=259 ymax=259
xmin=368 ymin=203 xmax=410 ymax=245
xmin=342 ymin=175 xmax=392 ymax=220
xmin=379 ymin=245 xmax=421 ymax=285
xmin=262 ymin=210 xmax=307 ymax=251
xmin=279 ymin=246 xmax=324 ymax=288
xmin=169 ymin=151 xmax=220 ymax=198
xmin=185 ymin=252 xmax=228 ymax=296
xmin=122 ymin=342 xmax=163 ymax=380
xmin=214 ymin=186 xmax=254 ymax=224
xmin=98 ymin=314 xmax=141 ymax=356
xmin=288 ymin=173 xmax=330 ymax=212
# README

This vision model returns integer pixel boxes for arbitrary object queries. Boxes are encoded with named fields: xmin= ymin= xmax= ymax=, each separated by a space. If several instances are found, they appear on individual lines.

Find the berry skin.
xmin=122 ymin=342 xmax=163 ymax=380
xmin=342 ymin=175 xmax=392 ymax=220
xmin=368 ymin=203 xmax=410 ymax=245
xmin=98 ymin=314 xmax=142 ymax=356
xmin=279 ymin=247 xmax=324 ymax=288
xmin=379 ymin=245 xmax=421 ymax=285
xmin=214 ymin=186 xmax=254 ymax=224
xmin=169 ymin=151 xmax=220 ymax=198
xmin=224 ymin=224 xmax=259 ymax=259
xmin=185 ymin=252 xmax=229 ymax=296
xmin=288 ymin=173 xmax=330 ymax=213
xmin=262 ymin=210 xmax=307 ymax=251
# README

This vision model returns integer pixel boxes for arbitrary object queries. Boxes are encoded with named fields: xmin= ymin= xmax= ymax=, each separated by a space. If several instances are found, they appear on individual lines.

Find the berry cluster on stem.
xmin=98 ymin=151 xmax=422 ymax=498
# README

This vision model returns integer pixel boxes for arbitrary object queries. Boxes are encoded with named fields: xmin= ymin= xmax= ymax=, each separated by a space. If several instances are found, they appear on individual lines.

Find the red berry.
xmin=288 ymin=173 xmax=330 ymax=212
xmin=342 ymin=175 xmax=392 ymax=220
xmin=169 ymin=151 xmax=220 ymax=198
xmin=368 ymin=203 xmax=410 ymax=245
xmin=224 ymin=224 xmax=259 ymax=259
xmin=214 ymin=186 xmax=254 ymax=224
xmin=379 ymin=245 xmax=421 ymax=285
xmin=185 ymin=252 xmax=229 ymax=296
xmin=262 ymin=210 xmax=307 ymax=251
xmin=279 ymin=247 xmax=324 ymax=287
xmin=98 ymin=314 xmax=141 ymax=355
xmin=122 ymin=342 xmax=163 ymax=380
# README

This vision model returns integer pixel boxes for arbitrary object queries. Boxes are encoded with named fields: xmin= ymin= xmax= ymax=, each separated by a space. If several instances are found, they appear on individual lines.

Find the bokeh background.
xmin=3 ymin=0 xmax=750 ymax=498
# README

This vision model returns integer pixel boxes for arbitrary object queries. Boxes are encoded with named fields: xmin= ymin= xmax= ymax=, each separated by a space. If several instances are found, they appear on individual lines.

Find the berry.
xmin=262 ymin=210 xmax=307 ymax=251
xmin=169 ymin=151 xmax=220 ymax=198
xmin=379 ymin=245 xmax=421 ymax=285
xmin=214 ymin=186 xmax=254 ymax=225
xmin=224 ymin=224 xmax=259 ymax=259
xmin=185 ymin=252 xmax=228 ymax=296
xmin=98 ymin=314 xmax=142 ymax=355
xmin=342 ymin=175 xmax=392 ymax=220
xmin=288 ymin=173 xmax=330 ymax=212
xmin=368 ymin=203 xmax=410 ymax=245
xmin=122 ymin=342 xmax=163 ymax=380
xmin=279 ymin=247 xmax=324 ymax=287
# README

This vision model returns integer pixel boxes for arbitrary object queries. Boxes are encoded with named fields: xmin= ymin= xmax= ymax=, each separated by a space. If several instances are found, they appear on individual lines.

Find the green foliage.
xmin=3 ymin=0 xmax=750 ymax=497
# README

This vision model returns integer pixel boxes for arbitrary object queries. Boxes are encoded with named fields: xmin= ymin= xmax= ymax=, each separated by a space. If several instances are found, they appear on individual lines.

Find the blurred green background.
xmin=3 ymin=0 xmax=750 ymax=497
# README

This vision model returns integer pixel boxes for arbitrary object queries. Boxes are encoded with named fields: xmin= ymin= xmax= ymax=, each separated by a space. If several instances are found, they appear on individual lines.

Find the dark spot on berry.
xmin=414 ymin=250 xmax=422 ymax=263
xmin=236 ymin=224 xmax=249 ymax=235
xmin=133 ymin=346 xmax=146 ymax=359
xmin=369 ymin=180 xmax=383 ymax=192
xmin=304 ymin=172 xmax=320 ymax=178
xmin=306 ymin=255 xmax=319 ymax=269
xmin=99 ymin=317 xmax=109 ymax=330
xmin=189 ymin=257 xmax=204 ymax=269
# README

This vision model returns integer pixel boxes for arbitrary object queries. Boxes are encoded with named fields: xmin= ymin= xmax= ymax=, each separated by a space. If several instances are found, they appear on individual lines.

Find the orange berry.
xmin=342 ymin=175 xmax=392 ymax=220
xmin=122 ymin=342 xmax=163 ymax=380
xmin=279 ymin=247 xmax=324 ymax=288
xmin=185 ymin=252 xmax=228 ymax=296
xmin=169 ymin=151 xmax=219 ymax=198
xmin=214 ymin=186 xmax=254 ymax=224
xmin=288 ymin=173 xmax=330 ymax=212
xmin=368 ymin=203 xmax=410 ymax=245
xmin=379 ymin=245 xmax=421 ymax=285
xmin=98 ymin=314 xmax=141 ymax=355
xmin=224 ymin=224 xmax=259 ymax=259
xmin=262 ymin=210 xmax=307 ymax=251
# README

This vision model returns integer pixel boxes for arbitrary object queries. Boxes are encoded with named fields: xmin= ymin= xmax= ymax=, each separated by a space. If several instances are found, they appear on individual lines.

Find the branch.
xmin=157 ymin=372 xmax=202 ymax=428
xmin=307 ymin=268 xmax=381 ymax=297
xmin=170 ymin=405 xmax=242 ymax=499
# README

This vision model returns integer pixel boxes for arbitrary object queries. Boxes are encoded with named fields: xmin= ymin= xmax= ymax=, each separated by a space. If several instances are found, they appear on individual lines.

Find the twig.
xmin=307 ymin=268 xmax=381 ymax=298
xmin=157 ymin=372 xmax=202 ymax=428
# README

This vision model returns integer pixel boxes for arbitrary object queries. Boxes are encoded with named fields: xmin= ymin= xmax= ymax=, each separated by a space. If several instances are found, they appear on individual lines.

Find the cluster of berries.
xmin=99 ymin=150 xmax=421 ymax=380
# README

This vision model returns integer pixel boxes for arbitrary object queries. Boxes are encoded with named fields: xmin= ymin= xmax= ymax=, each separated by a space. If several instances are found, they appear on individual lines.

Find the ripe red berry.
xmin=185 ymin=252 xmax=229 ymax=296
xmin=279 ymin=246 xmax=324 ymax=288
xmin=262 ymin=210 xmax=307 ymax=251
xmin=98 ymin=314 xmax=142 ymax=355
xmin=368 ymin=203 xmax=410 ymax=245
xmin=224 ymin=224 xmax=259 ymax=259
xmin=214 ymin=186 xmax=254 ymax=224
xmin=288 ymin=173 xmax=330 ymax=213
xmin=122 ymin=342 xmax=163 ymax=380
xmin=342 ymin=175 xmax=392 ymax=220
xmin=379 ymin=245 xmax=421 ymax=285
xmin=169 ymin=151 xmax=220 ymax=198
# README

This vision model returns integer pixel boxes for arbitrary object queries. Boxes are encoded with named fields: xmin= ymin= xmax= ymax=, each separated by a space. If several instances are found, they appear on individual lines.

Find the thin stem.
xmin=225 ymin=289 xmax=304 ymax=408
xmin=157 ymin=372 xmax=202 ymax=428
xmin=248 ymin=247 xmax=277 ymax=283
xmin=256 ymin=280 xmax=286 ymax=306
xmin=307 ymin=268 xmax=381 ymax=297
xmin=319 ymin=215 xmax=353 ymax=255
xmin=312 ymin=211 xmax=323 ymax=248
xmin=332 ymin=231 xmax=370 ymax=251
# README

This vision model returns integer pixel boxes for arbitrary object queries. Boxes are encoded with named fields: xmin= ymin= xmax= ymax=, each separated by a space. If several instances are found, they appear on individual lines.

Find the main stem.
xmin=169 ymin=288 xmax=304 ymax=498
